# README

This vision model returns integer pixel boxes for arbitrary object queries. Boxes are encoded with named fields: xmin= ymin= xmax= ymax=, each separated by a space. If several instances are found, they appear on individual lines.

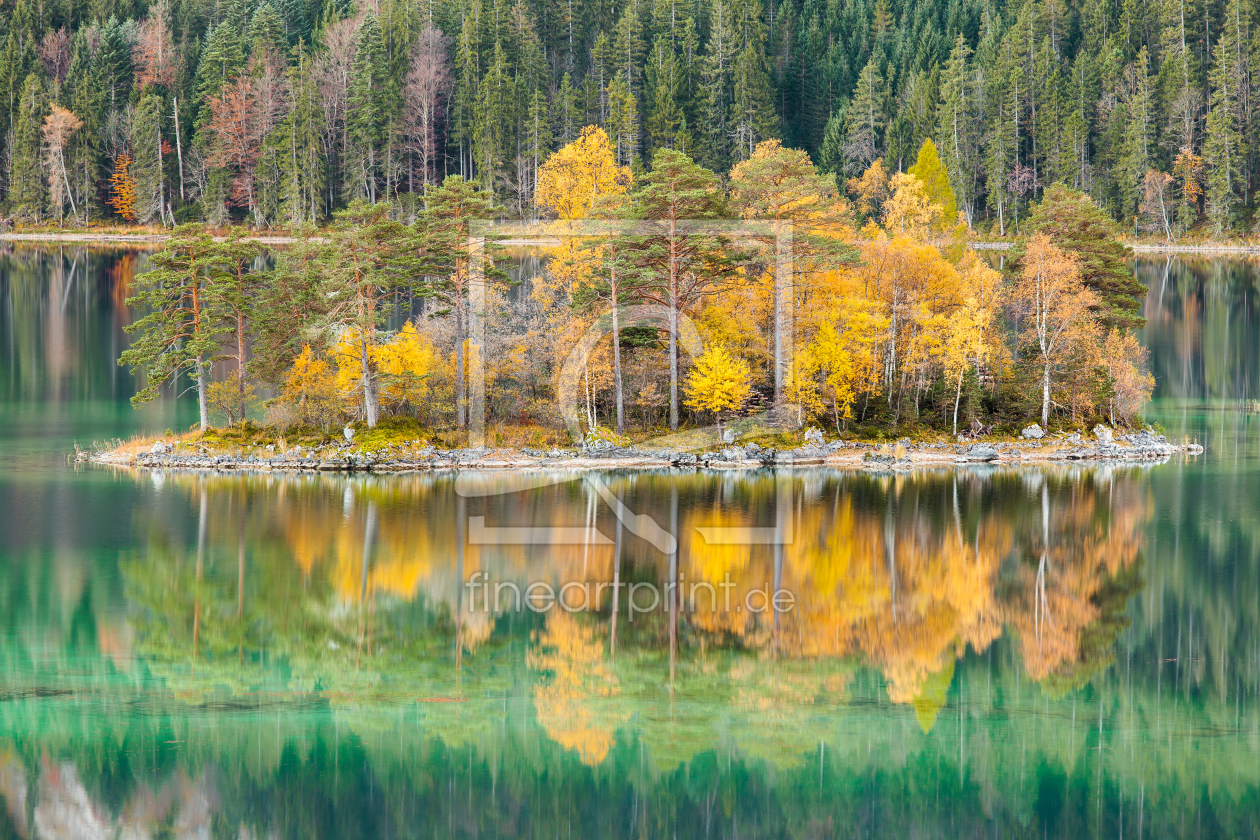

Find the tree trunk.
xmin=953 ymin=367 xmax=965 ymax=436
xmin=360 ymin=334 xmax=379 ymax=428
xmin=772 ymin=280 xmax=782 ymax=404
xmin=455 ymin=279 xmax=466 ymax=429
xmin=611 ymin=278 xmax=624 ymax=434
xmin=196 ymin=356 xmax=209 ymax=431
xmin=173 ymin=98 xmax=185 ymax=201
xmin=1041 ymin=361 xmax=1051 ymax=428
xmin=668 ymin=222 xmax=679 ymax=432
xmin=237 ymin=311 xmax=247 ymax=423
xmin=668 ymin=294 xmax=678 ymax=431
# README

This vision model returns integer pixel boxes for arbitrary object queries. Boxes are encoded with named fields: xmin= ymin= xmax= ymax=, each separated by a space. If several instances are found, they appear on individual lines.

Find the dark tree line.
xmin=1 ymin=0 xmax=1258 ymax=234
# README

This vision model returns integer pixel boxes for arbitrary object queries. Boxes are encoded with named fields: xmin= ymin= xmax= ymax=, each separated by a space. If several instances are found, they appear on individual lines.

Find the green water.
xmin=1 ymin=246 xmax=1258 ymax=839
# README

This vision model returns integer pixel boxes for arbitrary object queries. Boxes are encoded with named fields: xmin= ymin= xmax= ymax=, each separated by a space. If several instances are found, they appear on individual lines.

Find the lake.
xmin=0 ymin=245 xmax=1257 ymax=839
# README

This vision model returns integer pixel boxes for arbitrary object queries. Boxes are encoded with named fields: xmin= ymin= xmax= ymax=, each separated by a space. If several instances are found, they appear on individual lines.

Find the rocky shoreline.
xmin=86 ymin=426 xmax=1203 ymax=474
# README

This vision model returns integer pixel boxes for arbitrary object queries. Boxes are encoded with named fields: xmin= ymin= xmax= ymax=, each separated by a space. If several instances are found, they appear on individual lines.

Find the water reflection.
xmin=2 ymin=464 xmax=1253 ymax=837
xmin=1 ymin=247 xmax=1258 ymax=838
xmin=112 ymin=468 xmax=1149 ymax=704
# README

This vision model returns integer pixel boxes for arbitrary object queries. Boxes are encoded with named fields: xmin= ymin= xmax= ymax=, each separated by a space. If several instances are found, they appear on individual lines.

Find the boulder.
xmin=966 ymin=445 xmax=999 ymax=462
xmin=149 ymin=441 xmax=170 ymax=454
xmin=803 ymin=427 xmax=825 ymax=446
xmin=722 ymin=427 xmax=737 ymax=444
xmin=1093 ymin=424 xmax=1113 ymax=443
xmin=343 ymin=425 xmax=355 ymax=443
xmin=1021 ymin=424 xmax=1045 ymax=439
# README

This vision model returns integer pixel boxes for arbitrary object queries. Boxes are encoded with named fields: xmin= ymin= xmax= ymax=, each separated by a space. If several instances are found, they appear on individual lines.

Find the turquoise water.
xmin=0 ymin=247 xmax=1257 ymax=838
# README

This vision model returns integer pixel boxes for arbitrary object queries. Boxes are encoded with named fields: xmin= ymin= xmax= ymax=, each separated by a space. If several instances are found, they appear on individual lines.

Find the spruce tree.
xmin=1205 ymin=41 xmax=1241 ymax=235
xmin=131 ymin=93 xmax=167 ymax=224
xmin=730 ymin=39 xmax=779 ymax=161
xmin=346 ymin=14 xmax=387 ymax=203
xmin=936 ymin=34 xmax=981 ymax=227
xmin=842 ymin=56 xmax=885 ymax=176
xmin=195 ymin=22 xmax=246 ymax=109
xmin=9 ymin=72 xmax=47 ymax=220
xmin=249 ymin=3 xmax=288 ymax=57
xmin=645 ymin=36 xmax=683 ymax=153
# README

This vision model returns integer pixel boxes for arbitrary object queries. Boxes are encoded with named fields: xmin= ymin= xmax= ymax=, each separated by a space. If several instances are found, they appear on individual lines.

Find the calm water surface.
xmin=0 ymin=246 xmax=1258 ymax=839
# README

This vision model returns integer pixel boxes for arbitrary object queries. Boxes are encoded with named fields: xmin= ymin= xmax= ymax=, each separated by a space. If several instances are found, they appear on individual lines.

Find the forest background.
xmin=0 ymin=0 xmax=1254 ymax=237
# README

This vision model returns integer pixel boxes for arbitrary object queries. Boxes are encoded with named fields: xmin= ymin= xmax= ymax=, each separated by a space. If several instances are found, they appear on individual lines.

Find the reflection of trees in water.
xmin=126 ymin=468 xmax=1152 ymax=711
xmin=683 ymin=467 xmax=1148 ymax=706
xmin=0 ymin=653 xmax=1255 ymax=840
xmin=1138 ymin=256 xmax=1260 ymax=402
xmin=0 ymin=245 xmax=152 ymax=402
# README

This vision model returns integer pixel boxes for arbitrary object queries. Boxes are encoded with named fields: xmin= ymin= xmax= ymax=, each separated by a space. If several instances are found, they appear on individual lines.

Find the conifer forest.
xmin=0 ymin=0 xmax=1257 ymax=235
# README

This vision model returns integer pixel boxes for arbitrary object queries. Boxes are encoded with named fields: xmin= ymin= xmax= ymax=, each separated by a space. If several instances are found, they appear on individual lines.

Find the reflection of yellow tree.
xmin=680 ymin=469 xmax=1146 ymax=712
xmin=528 ymin=612 xmax=627 ymax=765
xmin=1002 ymin=474 xmax=1149 ymax=687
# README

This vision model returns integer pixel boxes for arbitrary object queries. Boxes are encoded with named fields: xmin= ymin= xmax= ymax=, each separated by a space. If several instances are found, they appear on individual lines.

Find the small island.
xmin=89 ymin=134 xmax=1197 ymax=471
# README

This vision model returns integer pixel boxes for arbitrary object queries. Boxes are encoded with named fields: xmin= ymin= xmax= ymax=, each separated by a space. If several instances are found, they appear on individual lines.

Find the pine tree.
xmin=315 ymin=201 xmax=421 ymax=428
xmin=416 ymin=175 xmax=496 ymax=430
xmin=628 ymin=148 xmax=736 ymax=431
xmin=119 ymin=226 xmax=228 ymax=431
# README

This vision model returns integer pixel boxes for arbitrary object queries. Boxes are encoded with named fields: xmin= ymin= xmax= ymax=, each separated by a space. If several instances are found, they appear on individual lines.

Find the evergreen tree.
xmin=936 ymin=34 xmax=981 ymax=228
xmin=1205 ymin=41 xmax=1242 ymax=235
xmin=842 ymin=56 xmax=885 ymax=176
xmin=195 ymin=22 xmax=246 ymax=111
xmin=131 ymin=93 xmax=167 ymax=224
xmin=8 ymin=72 xmax=47 ymax=220
xmin=119 ymin=226 xmax=228 ymax=431
xmin=628 ymin=147 xmax=736 ymax=430
xmin=1117 ymin=48 xmax=1155 ymax=227
xmin=416 ymin=175 xmax=496 ymax=430
xmin=346 ymin=14 xmax=387 ymax=203
xmin=730 ymin=38 xmax=779 ymax=161
xmin=249 ymin=3 xmax=288 ymax=57
xmin=645 ymin=36 xmax=684 ymax=153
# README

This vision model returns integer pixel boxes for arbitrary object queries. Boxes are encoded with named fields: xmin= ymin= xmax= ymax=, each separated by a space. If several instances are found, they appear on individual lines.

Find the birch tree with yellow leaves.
xmin=1016 ymin=235 xmax=1101 ymax=428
